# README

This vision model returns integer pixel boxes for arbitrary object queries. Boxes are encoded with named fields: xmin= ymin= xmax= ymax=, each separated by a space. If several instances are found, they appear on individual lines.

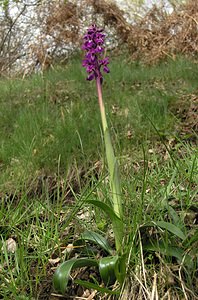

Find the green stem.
xmin=96 ymin=77 xmax=123 ymax=252
xmin=96 ymin=78 xmax=108 ymax=130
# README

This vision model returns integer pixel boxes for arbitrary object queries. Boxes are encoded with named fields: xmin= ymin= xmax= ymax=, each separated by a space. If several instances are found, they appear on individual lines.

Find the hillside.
xmin=0 ymin=54 xmax=197 ymax=299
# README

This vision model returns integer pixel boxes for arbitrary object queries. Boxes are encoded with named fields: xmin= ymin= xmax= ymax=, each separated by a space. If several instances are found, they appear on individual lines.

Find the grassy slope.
xmin=0 ymin=54 xmax=197 ymax=299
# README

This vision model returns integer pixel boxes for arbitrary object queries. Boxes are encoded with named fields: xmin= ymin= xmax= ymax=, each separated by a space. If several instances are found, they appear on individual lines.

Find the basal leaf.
xmin=144 ymin=242 xmax=184 ymax=260
xmin=154 ymin=221 xmax=186 ymax=240
xmin=74 ymin=230 xmax=113 ymax=255
xmin=114 ymin=254 xmax=127 ymax=285
xmin=144 ymin=241 xmax=192 ymax=267
xmin=184 ymin=230 xmax=198 ymax=248
xmin=99 ymin=255 xmax=118 ymax=286
xmin=53 ymin=258 xmax=98 ymax=294
xmin=166 ymin=204 xmax=181 ymax=226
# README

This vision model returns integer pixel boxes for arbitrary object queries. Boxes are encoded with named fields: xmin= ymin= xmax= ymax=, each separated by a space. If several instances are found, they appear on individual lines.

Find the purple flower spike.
xmin=82 ymin=24 xmax=109 ymax=82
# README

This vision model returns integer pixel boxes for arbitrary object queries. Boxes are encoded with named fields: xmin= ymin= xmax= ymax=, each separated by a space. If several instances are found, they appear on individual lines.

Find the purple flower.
xmin=82 ymin=24 xmax=110 ymax=82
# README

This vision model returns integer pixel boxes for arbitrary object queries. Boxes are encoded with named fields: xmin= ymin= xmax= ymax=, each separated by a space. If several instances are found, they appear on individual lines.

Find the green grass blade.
xmin=74 ymin=230 xmax=113 ymax=255
xmin=53 ymin=258 xmax=98 ymax=295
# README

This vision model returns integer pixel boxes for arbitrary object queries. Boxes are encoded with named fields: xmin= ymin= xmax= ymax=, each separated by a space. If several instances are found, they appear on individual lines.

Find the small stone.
xmin=2 ymin=238 xmax=17 ymax=254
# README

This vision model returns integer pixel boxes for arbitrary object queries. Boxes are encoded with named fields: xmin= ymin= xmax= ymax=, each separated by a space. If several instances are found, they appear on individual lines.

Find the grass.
xmin=0 ymin=53 xmax=197 ymax=299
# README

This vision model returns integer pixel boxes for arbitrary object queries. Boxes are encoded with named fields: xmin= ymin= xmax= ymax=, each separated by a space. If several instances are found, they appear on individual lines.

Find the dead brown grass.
xmin=90 ymin=0 xmax=198 ymax=64
xmin=1 ymin=0 xmax=197 ymax=75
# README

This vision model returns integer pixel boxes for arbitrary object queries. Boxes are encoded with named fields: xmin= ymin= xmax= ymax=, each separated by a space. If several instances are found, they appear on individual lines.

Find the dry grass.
xmin=1 ymin=0 xmax=197 ymax=74
xmin=120 ymin=253 xmax=198 ymax=300
xmin=91 ymin=0 xmax=198 ymax=64
xmin=37 ymin=0 xmax=198 ymax=67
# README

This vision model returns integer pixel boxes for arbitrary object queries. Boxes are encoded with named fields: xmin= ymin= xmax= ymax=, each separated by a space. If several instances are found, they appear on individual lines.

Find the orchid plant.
xmin=53 ymin=25 xmax=126 ymax=295
xmin=53 ymin=24 xmax=192 ymax=296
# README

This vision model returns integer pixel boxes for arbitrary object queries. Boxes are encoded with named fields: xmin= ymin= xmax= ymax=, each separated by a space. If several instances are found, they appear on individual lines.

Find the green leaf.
xmin=96 ymin=81 xmax=123 ymax=222
xmin=114 ymin=254 xmax=127 ymax=285
xmin=144 ymin=242 xmax=184 ymax=260
xmin=85 ymin=200 xmax=122 ymax=224
xmin=166 ymin=204 xmax=181 ymax=226
xmin=154 ymin=221 xmax=186 ymax=240
xmin=184 ymin=230 xmax=198 ymax=248
xmin=99 ymin=255 xmax=119 ymax=286
xmin=103 ymin=127 xmax=123 ymax=219
xmin=95 ymin=80 xmax=124 ymax=253
xmin=74 ymin=279 xmax=120 ymax=295
xmin=144 ymin=241 xmax=193 ymax=267
xmin=85 ymin=199 xmax=124 ymax=253
xmin=74 ymin=230 xmax=113 ymax=255
xmin=53 ymin=258 xmax=98 ymax=295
